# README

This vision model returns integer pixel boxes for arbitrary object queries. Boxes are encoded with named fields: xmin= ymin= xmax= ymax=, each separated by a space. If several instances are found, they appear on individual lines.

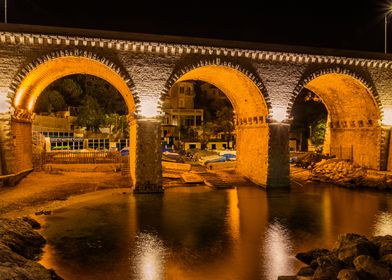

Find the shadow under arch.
xmin=6 ymin=50 xmax=141 ymax=186
xmin=289 ymin=66 xmax=383 ymax=170
xmin=163 ymin=61 xmax=287 ymax=188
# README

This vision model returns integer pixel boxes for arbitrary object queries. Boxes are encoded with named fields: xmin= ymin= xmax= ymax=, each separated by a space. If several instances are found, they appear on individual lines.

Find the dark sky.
xmin=3 ymin=0 xmax=391 ymax=53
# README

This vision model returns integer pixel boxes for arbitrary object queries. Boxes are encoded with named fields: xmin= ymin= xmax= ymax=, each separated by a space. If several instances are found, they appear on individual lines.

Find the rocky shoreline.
xmin=295 ymin=159 xmax=392 ymax=191
xmin=0 ymin=217 xmax=62 ymax=280
xmin=278 ymin=233 xmax=392 ymax=280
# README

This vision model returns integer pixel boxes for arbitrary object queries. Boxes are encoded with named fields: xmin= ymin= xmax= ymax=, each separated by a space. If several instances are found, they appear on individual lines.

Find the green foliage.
xmin=104 ymin=113 xmax=129 ymax=138
xmin=35 ymin=89 xmax=66 ymax=113
xmin=76 ymin=95 xmax=105 ymax=131
xmin=310 ymin=118 xmax=327 ymax=146
xmin=34 ymin=74 xmax=127 ymax=115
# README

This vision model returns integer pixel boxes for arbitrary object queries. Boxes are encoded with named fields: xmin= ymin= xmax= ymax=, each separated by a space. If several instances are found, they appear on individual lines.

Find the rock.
xmin=22 ymin=216 xmax=41 ymax=229
xmin=296 ymin=248 xmax=330 ymax=265
xmin=369 ymin=235 xmax=392 ymax=257
xmin=0 ymin=217 xmax=63 ymax=280
xmin=313 ymin=254 xmax=342 ymax=280
xmin=297 ymin=266 xmax=314 ymax=276
xmin=353 ymin=255 xmax=390 ymax=280
xmin=0 ymin=218 xmax=46 ymax=260
xmin=337 ymin=268 xmax=361 ymax=280
xmin=380 ymin=253 xmax=392 ymax=268
xmin=333 ymin=233 xmax=378 ymax=265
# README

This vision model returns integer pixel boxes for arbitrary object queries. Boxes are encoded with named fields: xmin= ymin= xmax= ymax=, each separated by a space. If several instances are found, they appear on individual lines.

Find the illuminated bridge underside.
xmin=306 ymin=73 xmax=381 ymax=169
xmin=177 ymin=66 xmax=272 ymax=186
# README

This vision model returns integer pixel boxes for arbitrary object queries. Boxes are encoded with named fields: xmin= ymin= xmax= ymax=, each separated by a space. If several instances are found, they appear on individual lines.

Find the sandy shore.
xmin=0 ymin=170 xmax=132 ymax=218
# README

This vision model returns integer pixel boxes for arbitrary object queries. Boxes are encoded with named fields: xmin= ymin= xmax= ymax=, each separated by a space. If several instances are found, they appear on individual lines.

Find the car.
xmin=120 ymin=147 xmax=129 ymax=156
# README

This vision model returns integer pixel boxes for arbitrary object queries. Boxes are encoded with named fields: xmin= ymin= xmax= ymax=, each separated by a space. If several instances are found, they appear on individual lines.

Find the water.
xmin=38 ymin=184 xmax=392 ymax=280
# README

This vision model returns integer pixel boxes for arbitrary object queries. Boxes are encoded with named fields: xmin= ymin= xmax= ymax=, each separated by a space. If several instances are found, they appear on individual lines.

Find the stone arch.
xmin=289 ymin=66 xmax=383 ymax=170
xmin=162 ymin=59 xmax=286 ymax=188
xmin=10 ymin=49 xmax=140 ymax=116
xmin=6 ymin=50 xmax=141 ymax=186
xmin=161 ymin=58 xmax=272 ymax=116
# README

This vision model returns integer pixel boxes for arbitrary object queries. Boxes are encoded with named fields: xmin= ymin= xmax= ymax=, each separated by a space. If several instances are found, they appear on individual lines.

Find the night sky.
xmin=3 ymin=0 xmax=391 ymax=53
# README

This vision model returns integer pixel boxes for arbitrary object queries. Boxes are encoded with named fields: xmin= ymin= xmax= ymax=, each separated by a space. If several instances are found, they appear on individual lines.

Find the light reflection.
xmin=133 ymin=232 xmax=166 ymax=280
xmin=263 ymin=219 xmax=294 ymax=280
xmin=226 ymin=188 xmax=240 ymax=240
xmin=373 ymin=211 xmax=392 ymax=236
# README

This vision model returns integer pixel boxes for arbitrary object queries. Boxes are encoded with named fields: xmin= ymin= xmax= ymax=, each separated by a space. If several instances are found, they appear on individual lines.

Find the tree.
xmin=35 ymin=89 xmax=66 ymax=113
xmin=215 ymin=106 xmax=234 ymax=149
xmin=310 ymin=117 xmax=327 ymax=148
xmin=76 ymin=95 xmax=105 ymax=132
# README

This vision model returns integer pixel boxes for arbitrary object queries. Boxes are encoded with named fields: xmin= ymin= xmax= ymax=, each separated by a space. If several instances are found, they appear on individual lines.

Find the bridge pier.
xmin=266 ymin=122 xmax=290 ymax=189
xmin=129 ymin=117 xmax=163 ymax=193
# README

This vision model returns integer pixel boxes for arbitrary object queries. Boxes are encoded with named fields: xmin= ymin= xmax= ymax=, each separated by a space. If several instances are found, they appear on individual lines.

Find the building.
xmin=161 ymin=81 xmax=204 ymax=150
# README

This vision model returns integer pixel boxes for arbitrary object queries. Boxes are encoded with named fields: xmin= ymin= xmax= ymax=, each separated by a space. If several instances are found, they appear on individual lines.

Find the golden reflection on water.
xmin=263 ymin=220 xmax=294 ymax=280
xmin=227 ymin=188 xmax=240 ymax=240
xmin=133 ymin=232 xmax=166 ymax=280
xmin=373 ymin=211 xmax=392 ymax=236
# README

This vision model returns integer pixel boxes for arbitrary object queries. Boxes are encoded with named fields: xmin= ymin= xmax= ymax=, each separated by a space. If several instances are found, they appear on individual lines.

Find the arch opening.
xmin=290 ymin=72 xmax=382 ymax=170
xmin=164 ymin=65 xmax=271 ymax=186
xmin=9 ymin=55 xmax=137 ymax=185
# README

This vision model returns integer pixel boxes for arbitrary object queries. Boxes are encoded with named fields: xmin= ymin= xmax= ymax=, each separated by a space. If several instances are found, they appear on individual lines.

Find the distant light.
xmin=140 ymin=100 xmax=159 ymax=118
xmin=272 ymin=107 xmax=287 ymax=123
xmin=383 ymin=107 xmax=392 ymax=125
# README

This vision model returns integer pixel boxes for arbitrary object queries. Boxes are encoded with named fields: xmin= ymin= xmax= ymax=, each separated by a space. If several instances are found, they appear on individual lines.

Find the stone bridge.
xmin=1 ymin=23 xmax=392 ymax=192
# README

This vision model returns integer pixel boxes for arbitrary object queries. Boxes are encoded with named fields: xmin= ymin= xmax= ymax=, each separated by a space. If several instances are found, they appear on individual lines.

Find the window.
xmin=179 ymin=87 xmax=184 ymax=93
xmin=189 ymin=144 xmax=196 ymax=149
xmin=196 ymin=116 xmax=202 ymax=126
xmin=211 ymin=144 xmax=216 ymax=150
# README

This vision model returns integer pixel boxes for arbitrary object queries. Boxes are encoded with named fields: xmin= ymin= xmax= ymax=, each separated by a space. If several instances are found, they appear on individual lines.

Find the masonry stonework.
xmin=0 ymin=24 xmax=392 ymax=189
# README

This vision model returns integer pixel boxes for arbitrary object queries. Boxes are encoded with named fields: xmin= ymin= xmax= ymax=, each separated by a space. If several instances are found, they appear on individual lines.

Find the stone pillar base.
xmin=131 ymin=118 xmax=163 ymax=193
xmin=267 ymin=122 xmax=290 ymax=189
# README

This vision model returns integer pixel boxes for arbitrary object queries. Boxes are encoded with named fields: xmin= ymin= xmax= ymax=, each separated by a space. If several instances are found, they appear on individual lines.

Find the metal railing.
xmin=43 ymin=151 xmax=123 ymax=164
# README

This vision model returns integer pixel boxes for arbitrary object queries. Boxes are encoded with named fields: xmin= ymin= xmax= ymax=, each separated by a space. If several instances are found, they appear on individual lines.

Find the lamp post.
xmin=4 ymin=0 xmax=6 ymax=23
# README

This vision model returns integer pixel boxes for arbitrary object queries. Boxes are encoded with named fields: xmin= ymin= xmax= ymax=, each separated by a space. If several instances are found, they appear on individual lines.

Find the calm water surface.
xmin=38 ymin=183 xmax=392 ymax=280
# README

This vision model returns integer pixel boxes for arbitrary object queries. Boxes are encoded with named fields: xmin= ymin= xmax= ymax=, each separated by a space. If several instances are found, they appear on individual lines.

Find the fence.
xmin=43 ymin=151 xmax=123 ymax=164
xmin=330 ymin=145 xmax=353 ymax=161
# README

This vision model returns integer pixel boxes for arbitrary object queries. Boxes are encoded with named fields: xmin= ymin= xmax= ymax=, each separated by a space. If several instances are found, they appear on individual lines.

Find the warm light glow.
xmin=140 ymin=100 xmax=159 ymax=117
xmin=263 ymin=220 xmax=294 ymax=280
xmin=227 ymin=188 xmax=240 ymax=240
xmin=13 ymin=56 xmax=136 ymax=114
xmin=373 ymin=211 xmax=392 ymax=236
xmin=382 ymin=107 xmax=392 ymax=125
xmin=133 ymin=232 xmax=166 ymax=280
xmin=177 ymin=65 xmax=269 ymax=119
xmin=14 ymin=87 xmax=25 ymax=107
xmin=272 ymin=107 xmax=287 ymax=122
